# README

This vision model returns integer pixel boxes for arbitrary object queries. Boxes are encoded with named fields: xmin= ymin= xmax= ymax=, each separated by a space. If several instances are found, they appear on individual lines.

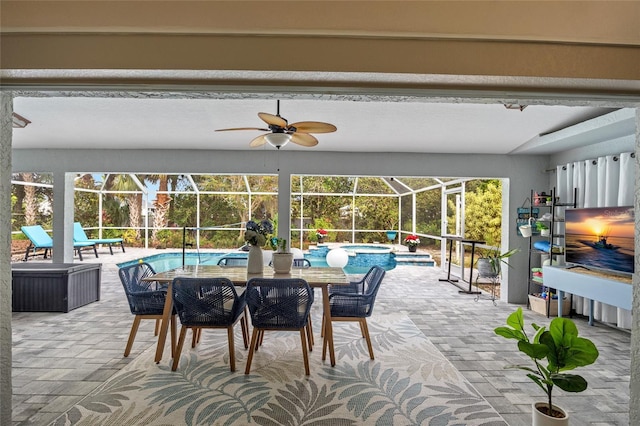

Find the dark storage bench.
xmin=11 ymin=263 xmax=102 ymax=312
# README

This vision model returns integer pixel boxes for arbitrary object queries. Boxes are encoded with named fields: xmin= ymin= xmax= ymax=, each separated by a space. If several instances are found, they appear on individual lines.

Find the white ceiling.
xmin=11 ymin=96 xmax=625 ymax=155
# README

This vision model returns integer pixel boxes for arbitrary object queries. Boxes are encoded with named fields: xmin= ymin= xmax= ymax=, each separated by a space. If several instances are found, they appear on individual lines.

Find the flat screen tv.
xmin=564 ymin=206 xmax=634 ymax=275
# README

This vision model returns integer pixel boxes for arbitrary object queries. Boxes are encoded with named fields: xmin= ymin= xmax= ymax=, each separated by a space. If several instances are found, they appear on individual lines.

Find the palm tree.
xmin=146 ymin=174 xmax=172 ymax=244
xmin=21 ymin=173 xmax=38 ymax=225
xmin=109 ymin=174 xmax=143 ymax=239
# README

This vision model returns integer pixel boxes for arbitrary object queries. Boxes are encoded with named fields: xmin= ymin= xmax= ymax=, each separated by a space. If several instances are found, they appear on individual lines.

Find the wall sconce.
xmin=12 ymin=112 xmax=31 ymax=128
xmin=503 ymin=104 xmax=527 ymax=111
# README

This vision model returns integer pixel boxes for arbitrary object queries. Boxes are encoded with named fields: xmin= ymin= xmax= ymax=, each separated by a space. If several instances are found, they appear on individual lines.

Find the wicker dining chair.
xmin=118 ymin=262 xmax=176 ymax=358
xmin=293 ymin=258 xmax=312 ymax=268
xmin=244 ymin=277 xmax=314 ymax=375
xmin=217 ymin=256 xmax=248 ymax=266
xmin=171 ymin=277 xmax=249 ymax=372
xmin=322 ymin=265 xmax=385 ymax=360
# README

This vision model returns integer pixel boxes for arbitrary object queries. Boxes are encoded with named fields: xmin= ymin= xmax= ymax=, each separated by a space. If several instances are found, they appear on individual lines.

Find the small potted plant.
xmin=403 ymin=234 xmax=420 ymax=252
xmin=494 ymin=307 xmax=599 ymax=425
xmin=270 ymin=237 xmax=293 ymax=274
xmin=316 ymin=228 xmax=328 ymax=243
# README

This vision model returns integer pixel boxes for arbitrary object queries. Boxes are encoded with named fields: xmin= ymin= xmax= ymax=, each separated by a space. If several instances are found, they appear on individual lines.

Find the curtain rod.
xmin=547 ymin=152 xmax=635 ymax=173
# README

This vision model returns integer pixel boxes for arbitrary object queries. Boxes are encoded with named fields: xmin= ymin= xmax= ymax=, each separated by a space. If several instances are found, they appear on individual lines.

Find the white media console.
xmin=542 ymin=266 xmax=632 ymax=325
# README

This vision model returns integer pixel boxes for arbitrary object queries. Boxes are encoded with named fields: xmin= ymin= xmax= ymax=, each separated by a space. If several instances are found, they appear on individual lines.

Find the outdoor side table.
xmin=438 ymin=235 xmax=485 ymax=294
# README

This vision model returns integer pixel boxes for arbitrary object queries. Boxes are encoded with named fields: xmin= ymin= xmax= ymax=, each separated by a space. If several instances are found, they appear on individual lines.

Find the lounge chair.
xmin=21 ymin=225 xmax=98 ymax=261
xmin=73 ymin=222 xmax=125 ymax=255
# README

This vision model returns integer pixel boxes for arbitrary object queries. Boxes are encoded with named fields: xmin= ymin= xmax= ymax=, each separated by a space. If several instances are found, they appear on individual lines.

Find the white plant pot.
xmin=532 ymin=402 xmax=569 ymax=426
xmin=272 ymin=252 xmax=294 ymax=274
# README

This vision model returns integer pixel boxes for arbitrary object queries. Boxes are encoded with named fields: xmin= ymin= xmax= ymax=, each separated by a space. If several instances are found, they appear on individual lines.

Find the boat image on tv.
xmin=564 ymin=206 xmax=634 ymax=274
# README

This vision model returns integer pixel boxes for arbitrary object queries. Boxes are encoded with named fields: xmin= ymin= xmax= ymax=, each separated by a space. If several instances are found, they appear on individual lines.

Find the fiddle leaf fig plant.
xmin=494 ymin=307 xmax=599 ymax=418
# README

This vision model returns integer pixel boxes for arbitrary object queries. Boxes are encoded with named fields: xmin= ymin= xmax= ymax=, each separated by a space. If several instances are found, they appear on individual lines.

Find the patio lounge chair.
xmin=21 ymin=225 xmax=98 ymax=261
xmin=74 ymin=222 xmax=125 ymax=255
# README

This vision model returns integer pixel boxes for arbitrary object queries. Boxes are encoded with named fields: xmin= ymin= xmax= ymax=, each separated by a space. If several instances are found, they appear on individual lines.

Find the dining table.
xmin=143 ymin=264 xmax=350 ymax=367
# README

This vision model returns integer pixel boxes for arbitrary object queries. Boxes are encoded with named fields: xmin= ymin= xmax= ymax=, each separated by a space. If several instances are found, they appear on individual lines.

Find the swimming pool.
xmin=117 ymin=248 xmax=396 ymax=275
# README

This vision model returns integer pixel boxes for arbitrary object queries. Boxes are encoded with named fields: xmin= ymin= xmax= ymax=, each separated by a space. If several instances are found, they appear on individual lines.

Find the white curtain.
xmin=556 ymin=152 xmax=634 ymax=329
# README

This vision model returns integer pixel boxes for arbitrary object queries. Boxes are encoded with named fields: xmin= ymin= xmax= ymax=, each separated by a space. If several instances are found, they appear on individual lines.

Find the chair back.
xmin=293 ymin=258 xmax=312 ymax=268
xmin=362 ymin=265 xmax=386 ymax=296
xmin=217 ymin=256 xmax=248 ymax=266
xmin=21 ymin=225 xmax=53 ymax=247
xmin=330 ymin=265 xmax=385 ymax=318
xmin=172 ymin=277 xmax=245 ymax=327
xmin=118 ymin=262 xmax=157 ymax=293
xmin=118 ymin=262 xmax=167 ymax=315
xmin=245 ymin=278 xmax=313 ymax=329
xmin=73 ymin=222 xmax=90 ymax=242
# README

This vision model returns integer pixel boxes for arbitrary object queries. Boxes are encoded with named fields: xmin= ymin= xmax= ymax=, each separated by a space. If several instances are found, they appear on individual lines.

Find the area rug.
xmin=52 ymin=315 xmax=506 ymax=426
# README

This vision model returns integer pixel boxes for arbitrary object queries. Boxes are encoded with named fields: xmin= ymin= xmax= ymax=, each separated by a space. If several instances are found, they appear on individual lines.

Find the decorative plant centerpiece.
xmin=244 ymin=219 xmax=273 ymax=247
xmin=244 ymin=219 xmax=273 ymax=273
xmin=403 ymin=234 xmax=420 ymax=252
xmin=494 ymin=307 xmax=599 ymax=425
xmin=316 ymin=228 xmax=328 ymax=243
xmin=270 ymin=237 xmax=293 ymax=273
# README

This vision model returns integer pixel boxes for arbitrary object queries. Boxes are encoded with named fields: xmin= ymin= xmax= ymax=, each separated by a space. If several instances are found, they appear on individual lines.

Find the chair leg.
xmin=154 ymin=319 xmax=160 ymax=336
xmin=124 ymin=316 xmax=142 ymax=357
xmin=320 ymin=314 xmax=325 ymax=337
xmin=171 ymin=326 xmax=189 ymax=371
xmin=257 ymin=329 xmax=265 ymax=348
xmin=227 ymin=326 xmax=236 ymax=372
xmin=300 ymin=328 xmax=310 ymax=376
xmin=245 ymin=328 xmax=261 ymax=374
xmin=308 ymin=318 xmax=315 ymax=346
xmin=358 ymin=319 xmax=366 ymax=338
xmin=360 ymin=318 xmax=374 ymax=360
xmin=92 ymin=245 xmax=99 ymax=258
xmin=306 ymin=323 xmax=313 ymax=352
xmin=191 ymin=328 xmax=199 ymax=348
xmin=240 ymin=316 xmax=249 ymax=349
xmin=170 ymin=314 xmax=177 ymax=358
xmin=108 ymin=243 xmax=114 ymax=255
xmin=24 ymin=245 xmax=32 ymax=261
xmin=120 ymin=241 xmax=126 ymax=253
xmin=77 ymin=248 xmax=83 ymax=261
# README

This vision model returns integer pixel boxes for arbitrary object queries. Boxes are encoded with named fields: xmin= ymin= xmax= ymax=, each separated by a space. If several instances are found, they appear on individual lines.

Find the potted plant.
xmin=476 ymin=247 xmax=519 ymax=279
xmin=536 ymin=221 xmax=550 ymax=237
xmin=403 ymin=234 xmax=420 ymax=252
xmin=494 ymin=307 xmax=599 ymax=425
xmin=270 ymin=237 xmax=293 ymax=274
xmin=316 ymin=228 xmax=328 ymax=243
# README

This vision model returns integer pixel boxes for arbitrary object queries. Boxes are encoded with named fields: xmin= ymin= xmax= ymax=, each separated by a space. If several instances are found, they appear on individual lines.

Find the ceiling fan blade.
xmin=249 ymin=134 xmax=268 ymax=147
xmin=289 ymin=121 xmax=337 ymax=133
xmin=290 ymin=132 xmax=318 ymax=147
xmin=215 ymin=127 xmax=269 ymax=132
xmin=258 ymin=112 xmax=287 ymax=128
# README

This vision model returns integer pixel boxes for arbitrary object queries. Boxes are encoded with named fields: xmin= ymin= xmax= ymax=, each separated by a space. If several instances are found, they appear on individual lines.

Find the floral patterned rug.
xmin=52 ymin=315 xmax=506 ymax=426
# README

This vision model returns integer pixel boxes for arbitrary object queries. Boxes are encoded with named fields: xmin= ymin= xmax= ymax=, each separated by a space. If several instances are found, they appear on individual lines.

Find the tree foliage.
xmin=463 ymin=180 xmax=502 ymax=246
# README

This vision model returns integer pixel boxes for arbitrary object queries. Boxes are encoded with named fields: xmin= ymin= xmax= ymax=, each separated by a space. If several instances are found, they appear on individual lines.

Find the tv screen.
xmin=564 ymin=206 xmax=634 ymax=274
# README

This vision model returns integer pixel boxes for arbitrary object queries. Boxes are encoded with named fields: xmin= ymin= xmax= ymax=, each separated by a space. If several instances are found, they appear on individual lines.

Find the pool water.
xmin=117 ymin=249 xmax=396 ymax=275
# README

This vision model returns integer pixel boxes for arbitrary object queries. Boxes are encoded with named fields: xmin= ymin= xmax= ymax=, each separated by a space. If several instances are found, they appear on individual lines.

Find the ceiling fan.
xmin=216 ymin=100 xmax=337 ymax=149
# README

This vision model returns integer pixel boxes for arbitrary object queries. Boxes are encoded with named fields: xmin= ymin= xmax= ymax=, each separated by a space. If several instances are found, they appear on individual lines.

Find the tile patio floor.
xmin=10 ymin=247 xmax=631 ymax=425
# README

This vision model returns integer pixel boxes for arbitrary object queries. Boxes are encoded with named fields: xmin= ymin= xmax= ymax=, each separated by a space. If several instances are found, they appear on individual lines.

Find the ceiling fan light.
xmin=265 ymin=133 xmax=291 ymax=148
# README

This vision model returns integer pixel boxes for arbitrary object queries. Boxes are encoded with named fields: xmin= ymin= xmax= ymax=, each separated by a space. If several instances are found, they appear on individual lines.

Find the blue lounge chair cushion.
xmin=21 ymin=225 xmax=98 ymax=261
xmin=74 ymin=222 xmax=125 ymax=254
xmin=73 ymin=222 xmax=123 ymax=244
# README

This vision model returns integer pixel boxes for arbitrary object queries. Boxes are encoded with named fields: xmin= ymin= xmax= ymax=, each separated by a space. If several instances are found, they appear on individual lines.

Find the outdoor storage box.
xmin=528 ymin=294 xmax=571 ymax=317
xmin=11 ymin=263 xmax=102 ymax=312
